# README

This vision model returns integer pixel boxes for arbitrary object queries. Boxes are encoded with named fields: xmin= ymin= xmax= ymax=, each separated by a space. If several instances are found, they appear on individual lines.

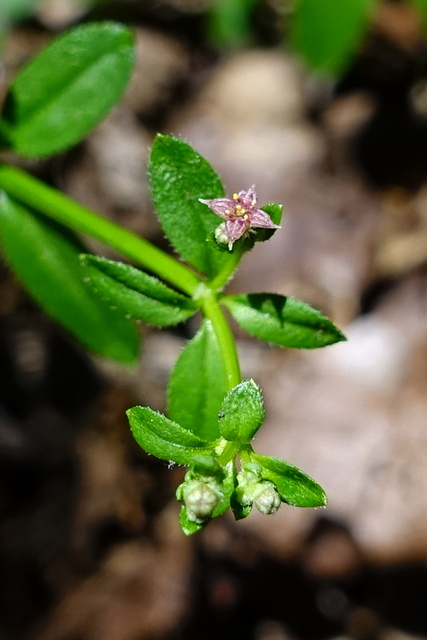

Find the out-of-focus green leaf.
xmin=222 ymin=293 xmax=346 ymax=348
xmin=289 ymin=0 xmax=376 ymax=76
xmin=149 ymin=134 xmax=229 ymax=278
xmin=252 ymin=454 xmax=327 ymax=507
xmin=0 ymin=22 xmax=135 ymax=157
xmin=208 ymin=0 xmax=258 ymax=47
xmin=0 ymin=194 xmax=139 ymax=364
xmin=410 ymin=0 xmax=427 ymax=30
xmin=127 ymin=406 xmax=213 ymax=466
xmin=168 ymin=319 xmax=228 ymax=441
xmin=80 ymin=255 xmax=197 ymax=326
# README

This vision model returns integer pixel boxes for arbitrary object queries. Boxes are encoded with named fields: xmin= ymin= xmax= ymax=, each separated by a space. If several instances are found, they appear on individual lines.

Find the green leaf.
xmin=179 ymin=506 xmax=204 ymax=535
xmin=127 ymin=406 xmax=213 ymax=466
xmin=207 ymin=0 xmax=258 ymax=47
xmin=168 ymin=319 xmax=228 ymax=441
xmin=289 ymin=0 xmax=376 ymax=76
xmin=149 ymin=134 xmax=229 ymax=278
xmin=409 ymin=0 xmax=427 ymax=31
xmin=0 ymin=194 xmax=139 ymax=364
xmin=251 ymin=454 xmax=327 ymax=507
xmin=0 ymin=0 xmax=37 ymax=23
xmin=222 ymin=293 xmax=346 ymax=349
xmin=80 ymin=255 xmax=197 ymax=326
xmin=218 ymin=379 xmax=265 ymax=443
xmin=0 ymin=22 xmax=135 ymax=157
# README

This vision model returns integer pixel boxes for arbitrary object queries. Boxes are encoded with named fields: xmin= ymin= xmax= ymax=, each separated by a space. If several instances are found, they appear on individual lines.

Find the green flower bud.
xmin=183 ymin=480 xmax=222 ymax=524
xmin=252 ymin=482 xmax=281 ymax=515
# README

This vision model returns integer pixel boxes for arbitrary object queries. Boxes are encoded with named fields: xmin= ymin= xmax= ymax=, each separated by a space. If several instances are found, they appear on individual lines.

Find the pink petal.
xmin=248 ymin=208 xmax=280 ymax=229
xmin=237 ymin=187 xmax=257 ymax=210
xmin=225 ymin=217 xmax=248 ymax=244
xmin=199 ymin=197 xmax=235 ymax=220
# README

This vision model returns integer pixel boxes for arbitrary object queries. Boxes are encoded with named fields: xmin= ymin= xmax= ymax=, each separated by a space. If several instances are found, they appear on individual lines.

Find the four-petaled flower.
xmin=199 ymin=187 xmax=280 ymax=250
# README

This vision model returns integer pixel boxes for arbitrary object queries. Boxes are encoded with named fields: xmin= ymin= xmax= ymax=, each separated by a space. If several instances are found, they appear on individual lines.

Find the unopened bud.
xmin=214 ymin=222 xmax=230 ymax=247
xmin=184 ymin=480 xmax=222 ymax=524
xmin=253 ymin=482 xmax=281 ymax=515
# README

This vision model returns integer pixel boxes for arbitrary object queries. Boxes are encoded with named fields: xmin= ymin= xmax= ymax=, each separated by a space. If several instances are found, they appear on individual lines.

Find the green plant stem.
xmin=201 ymin=288 xmax=241 ymax=390
xmin=208 ymin=247 xmax=243 ymax=291
xmin=0 ymin=163 xmax=201 ymax=296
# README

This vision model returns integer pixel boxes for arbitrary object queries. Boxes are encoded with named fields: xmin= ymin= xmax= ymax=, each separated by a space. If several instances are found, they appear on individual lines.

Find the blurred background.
xmin=3 ymin=0 xmax=427 ymax=638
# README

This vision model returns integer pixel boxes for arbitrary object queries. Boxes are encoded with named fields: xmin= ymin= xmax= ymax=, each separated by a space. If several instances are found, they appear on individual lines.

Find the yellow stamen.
xmin=225 ymin=209 xmax=231 ymax=215
xmin=232 ymin=193 xmax=238 ymax=200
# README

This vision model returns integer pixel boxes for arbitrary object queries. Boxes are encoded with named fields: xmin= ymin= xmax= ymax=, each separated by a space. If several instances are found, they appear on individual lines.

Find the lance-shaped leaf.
xmin=0 ymin=193 xmax=139 ymax=364
xmin=251 ymin=454 xmax=327 ymax=507
xmin=127 ymin=406 xmax=213 ymax=466
xmin=0 ymin=194 xmax=139 ymax=364
xmin=149 ymin=135 xmax=229 ymax=278
xmin=222 ymin=293 xmax=346 ymax=349
xmin=218 ymin=379 xmax=265 ymax=443
xmin=289 ymin=0 xmax=375 ymax=76
xmin=0 ymin=22 xmax=135 ymax=157
xmin=80 ymin=255 xmax=197 ymax=326
xmin=168 ymin=319 xmax=228 ymax=441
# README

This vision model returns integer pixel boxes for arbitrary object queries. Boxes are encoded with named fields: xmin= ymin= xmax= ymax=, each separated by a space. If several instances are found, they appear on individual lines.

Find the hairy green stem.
xmin=208 ymin=247 xmax=243 ymax=291
xmin=201 ymin=288 xmax=241 ymax=390
xmin=0 ymin=163 xmax=201 ymax=296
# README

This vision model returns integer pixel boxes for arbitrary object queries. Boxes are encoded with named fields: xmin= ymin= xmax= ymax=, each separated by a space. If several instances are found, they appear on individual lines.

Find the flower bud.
xmin=253 ymin=482 xmax=281 ymax=515
xmin=183 ymin=480 xmax=222 ymax=524
xmin=214 ymin=222 xmax=230 ymax=247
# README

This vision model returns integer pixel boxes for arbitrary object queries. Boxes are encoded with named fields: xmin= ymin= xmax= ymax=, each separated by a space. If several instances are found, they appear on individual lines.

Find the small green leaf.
xmin=188 ymin=454 xmax=224 ymax=480
xmin=168 ymin=319 xmax=228 ymax=441
xmin=80 ymin=255 xmax=197 ymax=326
xmin=252 ymin=454 xmax=327 ymax=507
xmin=127 ymin=406 xmax=213 ymax=466
xmin=218 ymin=379 xmax=265 ymax=443
xmin=0 ymin=194 xmax=139 ymax=364
xmin=0 ymin=22 xmax=135 ymax=157
xmin=289 ymin=0 xmax=376 ymax=76
xmin=149 ymin=135 xmax=229 ymax=278
xmin=179 ymin=506 xmax=204 ymax=535
xmin=222 ymin=293 xmax=346 ymax=349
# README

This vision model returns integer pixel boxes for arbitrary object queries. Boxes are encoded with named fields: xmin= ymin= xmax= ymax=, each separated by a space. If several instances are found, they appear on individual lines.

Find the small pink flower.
xmin=199 ymin=187 xmax=280 ymax=250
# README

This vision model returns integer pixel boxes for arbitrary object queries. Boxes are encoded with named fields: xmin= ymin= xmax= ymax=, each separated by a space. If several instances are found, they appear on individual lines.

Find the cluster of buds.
xmin=177 ymin=459 xmax=281 ymax=525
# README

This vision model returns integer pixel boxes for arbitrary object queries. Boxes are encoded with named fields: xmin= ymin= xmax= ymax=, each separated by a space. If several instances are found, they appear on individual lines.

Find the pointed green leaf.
xmin=0 ymin=22 xmax=135 ymax=157
xmin=80 ymin=255 xmax=197 ymax=326
xmin=290 ymin=0 xmax=376 ymax=76
xmin=179 ymin=506 xmax=204 ymax=535
xmin=218 ymin=379 xmax=265 ymax=443
xmin=127 ymin=406 xmax=213 ymax=466
xmin=149 ymin=135 xmax=229 ymax=278
xmin=252 ymin=454 xmax=327 ymax=507
xmin=0 ymin=194 xmax=139 ymax=364
xmin=222 ymin=293 xmax=346 ymax=348
xmin=168 ymin=319 xmax=228 ymax=441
